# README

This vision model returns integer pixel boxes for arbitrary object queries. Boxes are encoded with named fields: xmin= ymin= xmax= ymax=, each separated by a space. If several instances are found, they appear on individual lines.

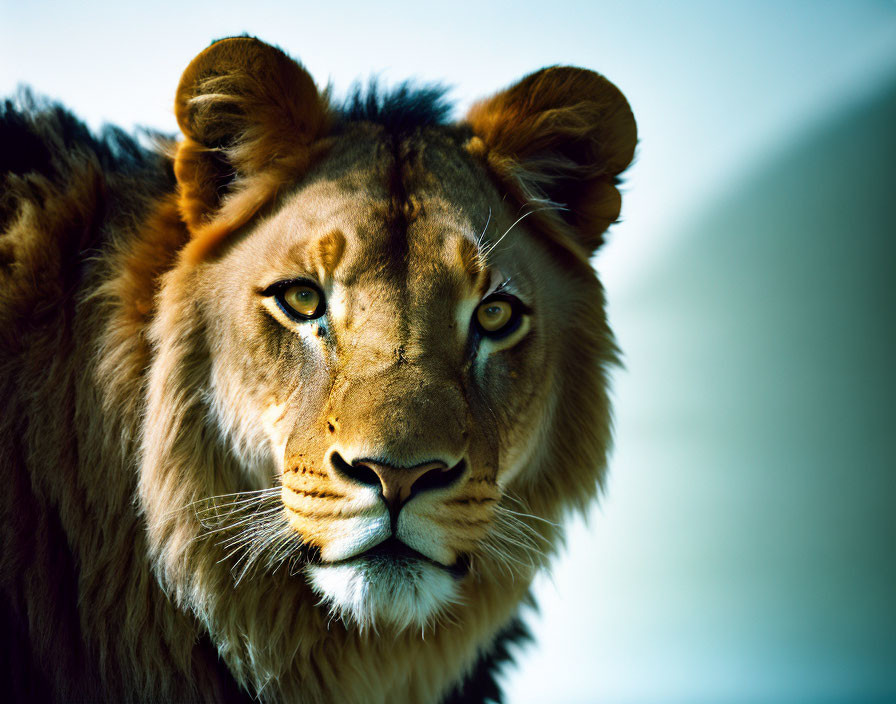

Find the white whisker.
xmin=185 ymin=487 xmax=310 ymax=584
xmin=475 ymin=207 xmax=492 ymax=249
xmin=479 ymin=205 xmax=569 ymax=261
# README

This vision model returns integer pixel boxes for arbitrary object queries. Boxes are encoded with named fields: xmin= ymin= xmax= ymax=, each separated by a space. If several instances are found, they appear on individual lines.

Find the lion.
xmin=0 ymin=36 xmax=636 ymax=703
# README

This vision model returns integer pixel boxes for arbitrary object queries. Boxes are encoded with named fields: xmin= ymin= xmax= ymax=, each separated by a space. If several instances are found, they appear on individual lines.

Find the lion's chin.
xmin=305 ymin=552 xmax=461 ymax=632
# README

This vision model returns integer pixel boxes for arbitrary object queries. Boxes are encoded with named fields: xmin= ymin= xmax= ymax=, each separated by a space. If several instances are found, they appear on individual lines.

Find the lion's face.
xmin=140 ymin=37 xmax=635 ymax=643
xmin=190 ymin=128 xmax=579 ymax=627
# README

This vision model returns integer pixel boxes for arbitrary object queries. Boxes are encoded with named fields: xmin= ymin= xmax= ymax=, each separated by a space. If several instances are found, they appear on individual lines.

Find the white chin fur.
xmin=306 ymin=558 xmax=460 ymax=632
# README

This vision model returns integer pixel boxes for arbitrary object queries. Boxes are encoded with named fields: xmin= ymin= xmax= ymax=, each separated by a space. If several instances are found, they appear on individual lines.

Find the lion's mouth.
xmin=326 ymin=537 xmax=468 ymax=578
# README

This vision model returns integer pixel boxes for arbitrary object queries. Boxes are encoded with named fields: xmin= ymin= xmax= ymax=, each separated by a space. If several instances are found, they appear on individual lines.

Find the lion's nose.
xmin=330 ymin=453 xmax=465 ymax=515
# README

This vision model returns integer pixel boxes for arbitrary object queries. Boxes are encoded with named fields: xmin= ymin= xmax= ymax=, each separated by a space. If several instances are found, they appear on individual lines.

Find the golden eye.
xmin=276 ymin=283 xmax=325 ymax=320
xmin=474 ymin=296 xmax=523 ymax=338
xmin=476 ymin=300 xmax=512 ymax=331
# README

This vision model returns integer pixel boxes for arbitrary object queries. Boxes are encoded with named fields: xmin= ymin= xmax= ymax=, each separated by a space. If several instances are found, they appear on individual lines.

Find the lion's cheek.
xmin=397 ymin=500 xmax=495 ymax=566
xmin=282 ymin=511 xmax=390 ymax=562
xmin=259 ymin=400 xmax=290 ymax=466
xmin=395 ymin=510 xmax=457 ymax=566
xmin=280 ymin=482 xmax=390 ymax=562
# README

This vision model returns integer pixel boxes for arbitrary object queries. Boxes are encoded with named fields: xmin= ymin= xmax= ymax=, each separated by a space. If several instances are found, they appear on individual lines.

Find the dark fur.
xmin=0 ymin=93 xmax=172 ymax=246
xmin=441 ymin=614 xmax=533 ymax=704
xmin=0 ymin=93 xmax=164 ymax=179
xmin=339 ymin=81 xmax=453 ymax=133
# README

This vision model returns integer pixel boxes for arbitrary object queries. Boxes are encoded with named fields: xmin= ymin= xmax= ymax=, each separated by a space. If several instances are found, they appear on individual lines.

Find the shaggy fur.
xmin=0 ymin=37 xmax=636 ymax=703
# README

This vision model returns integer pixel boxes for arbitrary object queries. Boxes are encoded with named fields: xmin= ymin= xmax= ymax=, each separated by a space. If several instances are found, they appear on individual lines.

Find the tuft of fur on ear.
xmin=174 ymin=36 xmax=330 ymax=262
xmin=466 ymin=66 xmax=636 ymax=258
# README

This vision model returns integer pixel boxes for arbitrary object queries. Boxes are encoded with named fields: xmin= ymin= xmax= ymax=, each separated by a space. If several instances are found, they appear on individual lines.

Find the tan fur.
xmin=0 ymin=37 xmax=636 ymax=702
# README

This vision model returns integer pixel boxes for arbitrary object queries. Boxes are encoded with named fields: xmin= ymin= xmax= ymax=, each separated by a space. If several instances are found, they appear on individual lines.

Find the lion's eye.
xmin=474 ymin=295 xmax=523 ymax=338
xmin=272 ymin=282 xmax=325 ymax=320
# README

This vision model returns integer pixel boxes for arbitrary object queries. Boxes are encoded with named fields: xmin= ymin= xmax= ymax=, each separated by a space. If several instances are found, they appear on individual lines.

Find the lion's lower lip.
xmin=325 ymin=537 xmax=468 ymax=577
xmin=329 ymin=536 xmax=429 ymax=565
xmin=360 ymin=537 xmax=423 ymax=561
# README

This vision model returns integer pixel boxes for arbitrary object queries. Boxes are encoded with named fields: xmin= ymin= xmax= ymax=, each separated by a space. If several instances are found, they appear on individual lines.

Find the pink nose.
xmin=355 ymin=459 xmax=449 ymax=513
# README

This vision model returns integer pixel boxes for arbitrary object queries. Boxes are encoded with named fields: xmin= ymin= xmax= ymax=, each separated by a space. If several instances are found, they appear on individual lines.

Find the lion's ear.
xmin=466 ymin=67 xmax=636 ymax=258
xmin=174 ymin=37 xmax=330 ymax=260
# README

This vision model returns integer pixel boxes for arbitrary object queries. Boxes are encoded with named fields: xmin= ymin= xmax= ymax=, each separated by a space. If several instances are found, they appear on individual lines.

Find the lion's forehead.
xmin=260 ymin=129 xmax=502 ymax=296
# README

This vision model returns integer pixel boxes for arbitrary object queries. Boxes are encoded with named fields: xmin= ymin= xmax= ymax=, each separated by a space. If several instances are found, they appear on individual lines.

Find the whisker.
xmin=183 ymin=486 xmax=314 ymax=584
xmin=479 ymin=205 xmax=569 ymax=261
xmin=202 ymin=504 xmax=283 ymax=529
xmin=478 ymin=539 xmax=528 ymax=581
xmin=207 ymin=503 xmax=283 ymax=526
xmin=501 ymin=493 xmax=562 ymax=528
xmin=194 ymin=493 xmax=281 ymax=516
xmin=168 ymin=487 xmax=281 ymax=517
xmin=475 ymin=207 xmax=492 ymax=249
xmin=499 ymin=511 xmax=551 ymax=549
xmin=492 ymin=528 xmax=547 ymax=561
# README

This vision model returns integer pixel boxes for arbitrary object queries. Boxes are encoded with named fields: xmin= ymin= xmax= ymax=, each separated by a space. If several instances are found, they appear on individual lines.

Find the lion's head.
xmin=130 ymin=36 xmax=634 ymax=697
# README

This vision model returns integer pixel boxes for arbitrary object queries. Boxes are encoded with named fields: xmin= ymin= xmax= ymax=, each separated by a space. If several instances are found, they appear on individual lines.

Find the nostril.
xmin=410 ymin=459 xmax=466 ymax=497
xmin=330 ymin=452 xmax=380 ymax=488
xmin=331 ymin=454 xmax=467 ymax=514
